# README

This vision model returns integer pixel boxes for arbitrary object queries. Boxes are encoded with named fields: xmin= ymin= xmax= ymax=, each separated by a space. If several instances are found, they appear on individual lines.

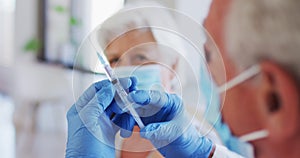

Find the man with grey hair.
xmin=202 ymin=0 xmax=300 ymax=157
xmin=205 ymin=0 xmax=300 ymax=157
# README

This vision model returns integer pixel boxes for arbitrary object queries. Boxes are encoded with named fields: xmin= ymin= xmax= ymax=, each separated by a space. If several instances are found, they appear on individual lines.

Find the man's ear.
xmin=259 ymin=61 xmax=300 ymax=142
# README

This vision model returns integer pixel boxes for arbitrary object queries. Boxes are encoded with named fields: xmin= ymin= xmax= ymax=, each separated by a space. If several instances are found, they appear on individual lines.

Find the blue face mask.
xmin=113 ymin=64 xmax=164 ymax=91
xmin=202 ymin=65 xmax=269 ymax=158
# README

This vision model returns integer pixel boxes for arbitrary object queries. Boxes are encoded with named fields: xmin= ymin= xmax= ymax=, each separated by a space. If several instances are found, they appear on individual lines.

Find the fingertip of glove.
xmin=129 ymin=76 xmax=138 ymax=86
xmin=94 ymin=79 xmax=111 ymax=90
xmin=119 ymin=76 xmax=138 ymax=90
xmin=140 ymin=123 xmax=160 ymax=139
xmin=128 ymin=90 xmax=150 ymax=105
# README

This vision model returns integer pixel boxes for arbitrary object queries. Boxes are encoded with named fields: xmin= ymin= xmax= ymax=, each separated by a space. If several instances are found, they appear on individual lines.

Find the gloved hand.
xmin=128 ymin=90 xmax=215 ymax=158
xmin=65 ymin=77 xmax=137 ymax=158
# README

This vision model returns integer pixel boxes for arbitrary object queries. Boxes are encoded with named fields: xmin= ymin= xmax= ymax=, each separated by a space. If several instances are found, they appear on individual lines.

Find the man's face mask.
xmin=206 ymin=65 xmax=269 ymax=158
xmin=113 ymin=64 xmax=165 ymax=91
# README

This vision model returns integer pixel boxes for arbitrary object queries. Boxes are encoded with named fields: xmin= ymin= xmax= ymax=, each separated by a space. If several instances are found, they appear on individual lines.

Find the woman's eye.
xmin=130 ymin=53 xmax=150 ymax=65
xmin=135 ymin=54 xmax=148 ymax=61
xmin=109 ymin=57 xmax=120 ymax=65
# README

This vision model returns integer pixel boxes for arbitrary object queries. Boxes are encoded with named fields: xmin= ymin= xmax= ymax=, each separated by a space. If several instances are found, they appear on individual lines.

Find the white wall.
xmin=126 ymin=0 xmax=175 ymax=8
xmin=175 ymin=0 xmax=211 ymax=24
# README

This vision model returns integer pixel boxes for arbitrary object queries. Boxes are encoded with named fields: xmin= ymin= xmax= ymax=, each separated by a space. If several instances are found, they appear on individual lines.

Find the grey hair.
xmin=93 ymin=1 xmax=189 ymax=90
xmin=226 ymin=0 xmax=300 ymax=84
xmin=97 ymin=1 xmax=184 ymax=56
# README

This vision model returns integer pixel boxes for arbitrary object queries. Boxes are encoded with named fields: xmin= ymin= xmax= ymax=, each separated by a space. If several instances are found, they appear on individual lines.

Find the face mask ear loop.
xmin=239 ymin=130 xmax=269 ymax=142
xmin=218 ymin=65 xmax=261 ymax=94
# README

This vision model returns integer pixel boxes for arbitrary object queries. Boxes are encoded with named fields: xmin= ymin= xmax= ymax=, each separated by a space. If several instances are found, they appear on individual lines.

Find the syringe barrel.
xmin=112 ymin=77 xmax=145 ymax=128
xmin=102 ymin=64 xmax=145 ymax=128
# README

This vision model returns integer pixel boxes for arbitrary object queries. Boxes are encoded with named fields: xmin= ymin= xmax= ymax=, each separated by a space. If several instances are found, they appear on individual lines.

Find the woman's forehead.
xmin=105 ymin=29 xmax=156 ymax=56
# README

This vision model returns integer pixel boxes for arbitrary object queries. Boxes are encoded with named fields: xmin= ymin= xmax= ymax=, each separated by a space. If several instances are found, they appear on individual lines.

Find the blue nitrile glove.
xmin=65 ymin=77 xmax=137 ymax=158
xmin=128 ymin=90 xmax=215 ymax=158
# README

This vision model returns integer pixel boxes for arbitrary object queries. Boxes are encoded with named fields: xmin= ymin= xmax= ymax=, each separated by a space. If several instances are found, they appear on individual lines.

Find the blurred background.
xmin=0 ymin=0 xmax=211 ymax=157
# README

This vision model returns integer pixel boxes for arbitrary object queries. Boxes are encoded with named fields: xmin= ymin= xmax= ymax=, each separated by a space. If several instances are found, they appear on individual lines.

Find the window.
xmin=43 ymin=0 xmax=124 ymax=67
xmin=0 ymin=0 xmax=15 ymax=67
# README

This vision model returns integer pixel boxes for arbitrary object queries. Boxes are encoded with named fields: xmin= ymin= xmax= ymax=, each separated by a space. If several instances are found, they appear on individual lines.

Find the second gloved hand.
xmin=129 ymin=90 xmax=215 ymax=158
xmin=66 ymin=77 xmax=137 ymax=158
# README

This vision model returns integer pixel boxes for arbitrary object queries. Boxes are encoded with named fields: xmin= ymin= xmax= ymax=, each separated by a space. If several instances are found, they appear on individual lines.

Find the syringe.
xmin=96 ymin=52 xmax=145 ymax=129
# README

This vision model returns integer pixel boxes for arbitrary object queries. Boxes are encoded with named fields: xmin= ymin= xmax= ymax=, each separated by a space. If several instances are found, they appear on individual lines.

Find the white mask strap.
xmin=239 ymin=130 xmax=269 ymax=142
xmin=218 ymin=65 xmax=261 ymax=93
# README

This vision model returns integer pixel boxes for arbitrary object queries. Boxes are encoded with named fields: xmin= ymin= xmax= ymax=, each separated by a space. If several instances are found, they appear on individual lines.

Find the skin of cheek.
xmin=156 ymin=51 xmax=178 ymax=93
xmin=221 ymin=82 xmax=264 ymax=136
xmin=160 ymin=66 xmax=174 ymax=92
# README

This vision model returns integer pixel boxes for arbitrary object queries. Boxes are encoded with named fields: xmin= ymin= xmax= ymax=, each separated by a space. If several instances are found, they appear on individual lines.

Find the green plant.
xmin=23 ymin=38 xmax=42 ymax=53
